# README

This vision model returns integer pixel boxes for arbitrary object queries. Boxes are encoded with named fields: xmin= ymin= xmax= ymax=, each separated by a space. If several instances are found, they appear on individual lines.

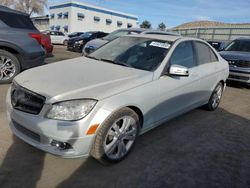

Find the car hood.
xmin=219 ymin=51 xmax=250 ymax=61
xmin=85 ymin=39 xmax=109 ymax=49
xmin=14 ymin=57 xmax=153 ymax=103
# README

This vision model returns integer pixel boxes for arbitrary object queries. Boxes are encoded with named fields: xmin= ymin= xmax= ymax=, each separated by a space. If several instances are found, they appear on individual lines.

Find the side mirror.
xmin=169 ymin=64 xmax=189 ymax=77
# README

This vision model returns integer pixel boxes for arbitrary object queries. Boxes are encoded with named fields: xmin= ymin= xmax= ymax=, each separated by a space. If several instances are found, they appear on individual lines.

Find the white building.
xmin=49 ymin=0 xmax=139 ymax=33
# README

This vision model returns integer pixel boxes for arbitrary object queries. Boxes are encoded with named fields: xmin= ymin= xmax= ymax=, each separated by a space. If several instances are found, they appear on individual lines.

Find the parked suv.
xmin=0 ymin=6 xmax=45 ymax=84
xmin=67 ymin=31 xmax=108 ymax=52
xmin=49 ymin=31 xmax=69 ymax=45
xmin=219 ymin=38 xmax=250 ymax=84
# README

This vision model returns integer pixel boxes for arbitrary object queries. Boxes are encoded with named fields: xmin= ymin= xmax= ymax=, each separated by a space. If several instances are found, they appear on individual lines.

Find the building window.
xmin=117 ymin=21 xmax=123 ymax=27
xmin=94 ymin=16 xmax=100 ymax=22
xmin=57 ymin=13 xmax=62 ymax=19
xmin=106 ymin=19 xmax=112 ymax=25
xmin=63 ymin=25 xmax=68 ymax=33
xmin=77 ymin=13 xmax=85 ymax=20
xmin=127 ymin=23 xmax=132 ymax=28
xmin=50 ymin=25 xmax=55 ymax=30
xmin=50 ymin=14 xmax=55 ymax=19
xmin=63 ymin=12 xmax=68 ymax=19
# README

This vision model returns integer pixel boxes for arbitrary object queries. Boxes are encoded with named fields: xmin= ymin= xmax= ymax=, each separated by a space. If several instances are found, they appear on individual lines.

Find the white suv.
xmin=49 ymin=31 xmax=69 ymax=45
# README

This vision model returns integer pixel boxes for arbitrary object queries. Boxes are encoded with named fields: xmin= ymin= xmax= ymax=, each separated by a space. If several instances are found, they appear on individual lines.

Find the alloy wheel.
xmin=104 ymin=116 xmax=137 ymax=160
xmin=211 ymin=85 xmax=223 ymax=109
xmin=0 ymin=55 xmax=16 ymax=81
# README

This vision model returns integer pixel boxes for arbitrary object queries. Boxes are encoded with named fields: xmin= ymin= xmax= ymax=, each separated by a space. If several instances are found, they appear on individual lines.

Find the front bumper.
xmin=228 ymin=66 xmax=250 ymax=84
xmin=6 ymin=88 xmax=111 ymax=158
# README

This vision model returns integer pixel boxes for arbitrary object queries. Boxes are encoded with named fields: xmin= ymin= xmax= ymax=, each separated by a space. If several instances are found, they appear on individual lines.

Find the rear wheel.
xmin=204 ymin=82 xmax=223 ymax=111
xmin=0 ymin=50 xmax=21 ymax=84
xmin=63 ymin=40 xmax=68 ymax=46
xmin=91 ymin=107 xmax=140 ymax=164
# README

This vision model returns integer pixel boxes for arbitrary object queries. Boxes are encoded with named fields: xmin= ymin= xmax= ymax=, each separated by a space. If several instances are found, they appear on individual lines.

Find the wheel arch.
xmin=0 ymin=42 xmax=23 ymax=69
xmin=127 ymin=105 xmax=144 ymax=128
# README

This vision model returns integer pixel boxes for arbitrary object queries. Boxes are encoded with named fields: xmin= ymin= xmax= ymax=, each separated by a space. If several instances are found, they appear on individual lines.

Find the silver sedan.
xmin=6 ymin=34 xmax=229 ymax=164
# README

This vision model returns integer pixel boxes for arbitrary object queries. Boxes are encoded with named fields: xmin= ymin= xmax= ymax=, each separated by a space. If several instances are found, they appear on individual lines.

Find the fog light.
xmin=51 ymin=140 xmax=72 ymax=150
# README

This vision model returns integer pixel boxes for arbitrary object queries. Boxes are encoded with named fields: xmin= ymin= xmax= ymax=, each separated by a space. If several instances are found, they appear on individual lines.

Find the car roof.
xmin=0 ymin=5 xmax=28 ymax=16
xmin=142 ymin=30 xmax=180 ymax=36
xmin=234 ymin=37 xmax=250 ymax=41
xmin=124 ymin=34 xmax=184 ymax=42
xmin=116 ymin=28 xmax=147 ymax=33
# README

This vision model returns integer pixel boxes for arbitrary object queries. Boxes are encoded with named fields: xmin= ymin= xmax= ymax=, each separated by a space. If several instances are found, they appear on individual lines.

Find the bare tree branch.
xmin=1 ymin=0 xmax=14 ymax=7
xmin=13 ymin=0 xmax=48 ymax=15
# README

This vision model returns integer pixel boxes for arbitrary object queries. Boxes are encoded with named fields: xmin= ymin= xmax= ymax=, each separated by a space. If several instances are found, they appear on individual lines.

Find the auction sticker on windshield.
xmin=150 ymin=41 xmax=171 ymax=49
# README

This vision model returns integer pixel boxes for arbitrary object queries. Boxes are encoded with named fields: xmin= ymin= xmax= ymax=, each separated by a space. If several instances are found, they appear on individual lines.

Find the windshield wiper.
xmin=101 ymin=59 xmax=133 ymax=68
xmin=116 ymin=62 xmax=133 ymax=68
xmin=100 ymin=58 xmax=116 ymax=64
xmin=86 ymin=56 xmax=100 ymax=61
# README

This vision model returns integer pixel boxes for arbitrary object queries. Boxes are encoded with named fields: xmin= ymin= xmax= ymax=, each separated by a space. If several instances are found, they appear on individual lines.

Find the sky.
xmin=48 ymin=0 xmax=250 ymax=28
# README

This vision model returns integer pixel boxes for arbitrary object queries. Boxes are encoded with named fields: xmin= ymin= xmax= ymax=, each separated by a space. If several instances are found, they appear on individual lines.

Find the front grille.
xmin=229 ymin=75 xmax=249 ymax=81
xmin=11 ymin=83 xmax=45 ymax=115
xmin=228 ymin=60 xmax=250 ymax=68
xmin=13 ymin=120 xmax=40 ymax=142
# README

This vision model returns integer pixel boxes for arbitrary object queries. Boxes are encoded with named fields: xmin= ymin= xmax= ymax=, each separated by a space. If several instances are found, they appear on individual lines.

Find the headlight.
xmin=46 ymin=99 xmax=97 ymax=121
xmin=76 ymin=40 xmax=84 ymax=45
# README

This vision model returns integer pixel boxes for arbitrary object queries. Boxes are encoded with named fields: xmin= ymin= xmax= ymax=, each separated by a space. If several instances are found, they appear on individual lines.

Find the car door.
xmin=57 ymin=32 xmax=65 ymax=44
xmin=193 ymin=41 xmax=220 ymax=101
xmin=151 ymin=41 xmax=202 ymax=124
xmin=50 ymin=31 xmax=57 ymax=44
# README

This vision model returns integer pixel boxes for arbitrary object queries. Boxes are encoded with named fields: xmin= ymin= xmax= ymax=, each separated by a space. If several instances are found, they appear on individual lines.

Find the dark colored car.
xmin=207 ymin=40 xmax=229 ymax=51
xmin=219 ymin=38 xmax=250 ymax=84
xmin=83 ymin=28 xmax=147 ymax=55
xmin=41 ymin=32 xmax=53 ymax=55
xmin=68 ymin=32 xmax=84 ymax=38
xmin=67 ymin=31 xmax=108 ymax=52
xmin=0 ymin=6 xmax=45 ymax=84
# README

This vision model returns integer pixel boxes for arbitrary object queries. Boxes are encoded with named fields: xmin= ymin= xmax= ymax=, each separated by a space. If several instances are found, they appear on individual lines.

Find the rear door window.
xmin=0 ymin=11 xmax=36 ymax=30
xmin=194 ymin=42 xmax=218 ymax=65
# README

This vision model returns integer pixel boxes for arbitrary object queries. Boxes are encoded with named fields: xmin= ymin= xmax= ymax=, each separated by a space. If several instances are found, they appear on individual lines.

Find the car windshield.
xmin=80 ymin=32 xmax=93 ymax=38
xmin=225 ymin=40 xmax=250 ymax=52
xmin=103 ymin=30 xmax=138 ymax=41
xmin=88 ymin=36 xmax=171 ymax=71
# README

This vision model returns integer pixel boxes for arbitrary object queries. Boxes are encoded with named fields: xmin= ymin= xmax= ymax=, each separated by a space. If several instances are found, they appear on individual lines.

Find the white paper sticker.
xmin=150 ymin=41 xmax=171 ymax=49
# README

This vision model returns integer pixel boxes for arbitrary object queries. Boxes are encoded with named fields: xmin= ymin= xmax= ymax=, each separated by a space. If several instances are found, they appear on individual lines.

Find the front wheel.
xmin=204 ymin=82 xmax=224 ymax=111
xmin=91 ymin=107 xmax=140 ymax=164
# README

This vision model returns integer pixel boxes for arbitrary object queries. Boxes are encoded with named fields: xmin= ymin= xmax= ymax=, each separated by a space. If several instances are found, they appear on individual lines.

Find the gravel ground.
xmin=0 ymin=46 xmax=249 ymax=188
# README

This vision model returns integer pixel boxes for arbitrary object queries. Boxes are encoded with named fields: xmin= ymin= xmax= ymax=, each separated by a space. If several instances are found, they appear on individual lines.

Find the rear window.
xmin=0 ymin=11 xmax=36 ymax=30
xmin=194 ymin=42 xmax=218 ymax=65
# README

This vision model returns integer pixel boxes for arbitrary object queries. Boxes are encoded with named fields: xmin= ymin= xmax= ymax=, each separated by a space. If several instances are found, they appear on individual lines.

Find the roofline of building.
xmin=49 ymin=0 xmax=138 ymax=21
xmin=172 ymin=25 xmax=250 ymax=30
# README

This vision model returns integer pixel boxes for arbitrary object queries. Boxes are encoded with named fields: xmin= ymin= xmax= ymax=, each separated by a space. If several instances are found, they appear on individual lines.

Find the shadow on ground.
xmin=0 ymin=108 xmax=250 ymax=188
xmin=57 ymin=108 xmax=250 ymax=188
xmin=0 ymin=136 xmax=45 ymax=188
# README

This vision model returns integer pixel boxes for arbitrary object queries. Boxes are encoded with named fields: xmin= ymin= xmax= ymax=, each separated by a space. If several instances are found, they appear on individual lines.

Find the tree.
xmin=158 ymin=22 xmax=166 ymax=31
xmin=1 ymin=0 xmax=14 ymax=6
xmin=13 ymin=0 xmax=48 ymax=15
xmin=140 ymin=20 xmax=151 ymax=29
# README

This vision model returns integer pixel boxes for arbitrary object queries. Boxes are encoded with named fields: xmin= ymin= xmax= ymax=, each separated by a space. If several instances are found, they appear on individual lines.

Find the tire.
xmin=0 ymin=50 xmax=21 ymax=84
xmin=204 ymin=82 xmax=224 ymax=111
xmin=91 ymin=107 xmax=140 ymax=164
xmin=63 ymin=40 xmax=68 ymax=46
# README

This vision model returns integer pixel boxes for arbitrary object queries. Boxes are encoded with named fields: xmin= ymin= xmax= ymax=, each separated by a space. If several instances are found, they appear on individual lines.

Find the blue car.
xmin=219 ymin=38 xmax=250 ymax=84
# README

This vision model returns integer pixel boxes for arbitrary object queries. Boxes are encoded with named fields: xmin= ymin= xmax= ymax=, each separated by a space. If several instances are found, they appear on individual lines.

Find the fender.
xmin=0 ymin=41 xmax=25 ymax=55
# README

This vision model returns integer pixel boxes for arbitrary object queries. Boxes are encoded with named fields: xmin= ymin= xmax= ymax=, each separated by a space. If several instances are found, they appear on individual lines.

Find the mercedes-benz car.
xmin=6 ymin=35 xmax=229 ymax=164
